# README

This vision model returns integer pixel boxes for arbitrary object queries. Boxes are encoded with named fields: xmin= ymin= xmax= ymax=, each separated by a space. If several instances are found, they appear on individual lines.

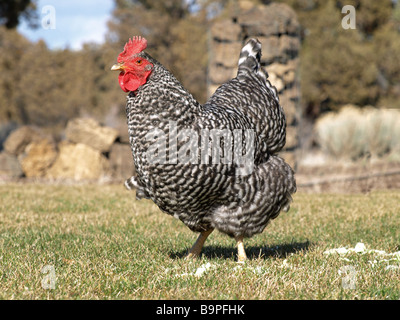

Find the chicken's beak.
xmin=111 ymin=63 xmax=124 ymax=71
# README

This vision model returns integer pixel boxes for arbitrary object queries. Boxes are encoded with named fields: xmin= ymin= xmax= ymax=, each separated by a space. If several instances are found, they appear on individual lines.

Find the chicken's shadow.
xmin=169 ymin=240 xmax=311 ymax=260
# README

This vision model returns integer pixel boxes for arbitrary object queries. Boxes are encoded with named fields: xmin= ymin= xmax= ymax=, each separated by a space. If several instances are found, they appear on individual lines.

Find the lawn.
xmin=0 ymin=183 xmax=399 ymax=299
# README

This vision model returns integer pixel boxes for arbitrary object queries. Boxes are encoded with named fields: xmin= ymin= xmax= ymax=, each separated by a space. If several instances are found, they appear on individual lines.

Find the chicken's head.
xmin=111 ymin=36 xmax=153 ymax=92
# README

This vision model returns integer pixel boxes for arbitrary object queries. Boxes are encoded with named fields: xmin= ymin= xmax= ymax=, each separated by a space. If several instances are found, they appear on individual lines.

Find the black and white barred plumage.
xmin=123 ymin=38 xmax=296 ymax=241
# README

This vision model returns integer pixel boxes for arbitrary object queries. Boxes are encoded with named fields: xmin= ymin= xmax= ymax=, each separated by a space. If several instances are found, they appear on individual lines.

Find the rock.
xmin=0 ymin=121 xmax=18 ymax=151
xmin=268 ymin=72 xmax=285 ymax=92
xmin=281 ymin=99 xmax=297 ymax=126
xmin=238 ymin=3 xmax=300 ymax=36
xmin=114 ymin=121 xmax=130 ymax=144
xmin=282 ymin=69 xmax=296 ymax=85
xmin=285 ymin=126 xmax=298 ymax=150
xmin=253 ymin=36 xmax=281 ymax=63
xmin=212 ymin=41 xmax=243 ymax=68
xmin=267 ymin=62 xmax=295 ymax=78
xmin=207 ymin=84 xmax=221 ymax=99
xmin=3 ymin=126 xmax=47 ymax=156
xmin=279 ymin=35 xmax=300 ymax=60
xmin=252 ymin=35 xmax=299 ymax=64
xmin=210 ymin=20 xmax=241 ymax=42
xmin=267 ymin=63 xmax=289 ymax=78
xmin=19 ymin=139 xmax=58 ymax=178
xmin=0 ymin=152 xmax=23 ymax=179
xmin=208 ymin=64 xmax=236 ymax=84
xmin=46 ymin=142 xmax=110 ymax=181
xmin=280 ymin=85 xmax=300 ymax=104
xmin=238 ymin=0 xmax=256 ymax=12
xmin=109 ymin=143 xmax=136 ymax=180
xmin=65 ymin=118 xmax=118 ymax=153
xmin=280 ymin=83 xmax=300 ymax=126
xmin=267 ymin=60 xmax=298 ymax=87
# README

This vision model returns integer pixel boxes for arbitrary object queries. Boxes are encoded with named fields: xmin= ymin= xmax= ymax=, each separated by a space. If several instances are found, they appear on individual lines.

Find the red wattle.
xmin=118 ymin=71 xmax=151 ymax=93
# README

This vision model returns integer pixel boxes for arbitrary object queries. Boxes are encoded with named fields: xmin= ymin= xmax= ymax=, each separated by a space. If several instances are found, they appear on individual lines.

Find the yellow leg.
xmin=186 ymin=229 xmax=214 ymax=259
xmin=236 ymin=236 xmax=247 ymax=263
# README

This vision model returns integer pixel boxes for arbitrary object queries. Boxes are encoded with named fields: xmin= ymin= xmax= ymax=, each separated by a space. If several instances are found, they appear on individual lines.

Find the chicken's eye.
xmin=136 ymin=59 xmax=143 ymax=65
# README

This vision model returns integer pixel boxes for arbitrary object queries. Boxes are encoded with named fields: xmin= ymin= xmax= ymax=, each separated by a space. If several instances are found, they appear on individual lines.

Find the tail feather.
xmin=237 ymin=38 xmax=279 ymax=102
xmin=237 ymin=39 xmax=263 ymax=77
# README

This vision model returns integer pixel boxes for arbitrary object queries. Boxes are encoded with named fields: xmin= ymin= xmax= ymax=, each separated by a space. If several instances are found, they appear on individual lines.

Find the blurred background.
xmin=1 ymin=0 xmax=400 ymax=192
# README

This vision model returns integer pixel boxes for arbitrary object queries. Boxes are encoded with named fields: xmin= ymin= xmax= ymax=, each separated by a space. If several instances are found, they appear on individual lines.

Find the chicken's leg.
xmin=186 ymin=229 xmax=213 ymax=259
xmin=236 ymin=235 xmax=247 ymax=263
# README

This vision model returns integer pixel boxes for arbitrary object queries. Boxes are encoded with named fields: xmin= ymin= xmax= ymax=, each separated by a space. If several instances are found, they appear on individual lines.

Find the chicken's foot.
xmin=236 ymin=235 xmax=247 ymax=263
xmin=186 ymin=229 xmax=214 ymax=259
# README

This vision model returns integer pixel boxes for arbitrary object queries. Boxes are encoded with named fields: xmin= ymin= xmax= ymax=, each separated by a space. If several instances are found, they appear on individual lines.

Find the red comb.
xmin=118 ymin=36 xmax=147 ymax=61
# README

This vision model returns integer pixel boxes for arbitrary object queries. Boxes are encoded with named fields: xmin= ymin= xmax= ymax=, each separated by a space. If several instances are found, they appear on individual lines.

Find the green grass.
xmin=0 ymin=183 xmax=399 ymax=299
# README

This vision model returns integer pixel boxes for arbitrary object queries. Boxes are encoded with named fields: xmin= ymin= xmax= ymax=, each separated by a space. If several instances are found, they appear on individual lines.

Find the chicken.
xmin=111 ymin=36 xmax=296 ymax=262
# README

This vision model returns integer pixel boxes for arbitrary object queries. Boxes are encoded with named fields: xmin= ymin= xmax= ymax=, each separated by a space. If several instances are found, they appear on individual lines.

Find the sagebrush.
xmin=315 ymin=105 xmax=400 ymax=160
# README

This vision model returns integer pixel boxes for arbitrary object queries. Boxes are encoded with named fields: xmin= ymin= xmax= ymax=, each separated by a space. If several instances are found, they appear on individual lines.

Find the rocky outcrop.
xmin=46 ymin=142 xmax=110 ymax=181
xmin=1 ymin=118 xmax=134 ymax=182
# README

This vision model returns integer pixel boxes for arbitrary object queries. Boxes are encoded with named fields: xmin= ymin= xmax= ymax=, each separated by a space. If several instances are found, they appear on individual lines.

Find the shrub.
xmin=315 ymin=105 xmax=400 ymax=160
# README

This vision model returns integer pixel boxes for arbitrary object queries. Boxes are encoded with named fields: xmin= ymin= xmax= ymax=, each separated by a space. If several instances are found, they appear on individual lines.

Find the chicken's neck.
xmin=127 ymin=66 xmax=200 ymax=124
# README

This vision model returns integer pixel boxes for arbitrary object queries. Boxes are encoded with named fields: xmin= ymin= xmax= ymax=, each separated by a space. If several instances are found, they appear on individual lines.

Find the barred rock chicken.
xmin=111 ymin=36 xmax=296 ymax=262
